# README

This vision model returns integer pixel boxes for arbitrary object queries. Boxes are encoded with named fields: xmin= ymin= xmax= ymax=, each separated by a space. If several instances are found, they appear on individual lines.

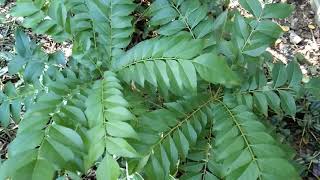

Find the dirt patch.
xmin=273 ymin=0 xmax=320 ymax=77
xmin=0 ymin=1 xmax=16 ymax=53
xmin=0 ymin=1 xmax=72 ymax=58
xmin=0 ymin=124 xmax=17 ymax=159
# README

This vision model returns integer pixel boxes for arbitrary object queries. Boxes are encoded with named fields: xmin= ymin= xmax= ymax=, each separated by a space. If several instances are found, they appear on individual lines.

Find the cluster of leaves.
xmin=0 ymin=0 xmax=319 ymax=179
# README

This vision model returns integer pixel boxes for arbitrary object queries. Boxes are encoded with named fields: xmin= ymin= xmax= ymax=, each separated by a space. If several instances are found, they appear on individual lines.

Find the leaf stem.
xmin=148 ymin=97 xmax=216 ymax=156
xmin=116 ymin=56 xmax=188 ymax=71
xmin=170 ymin=3 xmax=196 ymax=39
xmin=216 ymin=100 xmax=263 ymax=180
xmin=240 ymin=11 xmax=263 ymax=53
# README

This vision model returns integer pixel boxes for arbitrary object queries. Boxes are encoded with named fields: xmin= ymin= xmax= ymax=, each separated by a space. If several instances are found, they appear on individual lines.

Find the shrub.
xmin=0 ymin=0 xmax=309 ymax=179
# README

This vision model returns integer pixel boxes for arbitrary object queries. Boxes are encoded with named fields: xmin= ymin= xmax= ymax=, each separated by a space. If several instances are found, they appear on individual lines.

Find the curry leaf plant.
xmin=0 ymin=0 xmax=304 ymax=179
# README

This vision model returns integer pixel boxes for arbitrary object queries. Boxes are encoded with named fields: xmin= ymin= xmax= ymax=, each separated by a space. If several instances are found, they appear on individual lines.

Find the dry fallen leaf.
xmin=275 ymin=39 xmax=282 ymax=46
xmin=308 ymin=24 xmax=316 ymax=30
xmin=281 ymin=25 xmax=290 ymax=32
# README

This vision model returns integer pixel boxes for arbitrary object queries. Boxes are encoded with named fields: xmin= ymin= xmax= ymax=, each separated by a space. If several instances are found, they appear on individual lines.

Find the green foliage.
xmin=147 ymin=0 xmax=213 ymax=38
xmin=212 ymin=104 xmax=298 ymax=179
xmin=226 ymin=61 xmax=302 ymax=117
xmin=130 ymin=95 xmax=213 ymax=179
xmin=305 ymin=77 xmax=320 ymax=99
xmin=112 ymin=33 xmax=239 ymax=96
xmin=0 ymin=82 xmax=35 ymax=127
xmin=0 ymin=0 xmax=310 ymax=179
xmin=9 ymin=29 xmax=66 ymax=85
xmin=11 ymin=0 xmax=71 ymax=41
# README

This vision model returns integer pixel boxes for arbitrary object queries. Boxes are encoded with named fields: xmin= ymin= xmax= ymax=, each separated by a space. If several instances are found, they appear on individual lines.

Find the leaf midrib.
xmin=170 ymin=2 xmax=196 ymax=39
xmin=117 ymin=56 xmax=191 ymax=71
xmin=217 ymin=100 xmax=263 ymax=180
xmin=147 ymin=97 xmax=215 ymax=156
